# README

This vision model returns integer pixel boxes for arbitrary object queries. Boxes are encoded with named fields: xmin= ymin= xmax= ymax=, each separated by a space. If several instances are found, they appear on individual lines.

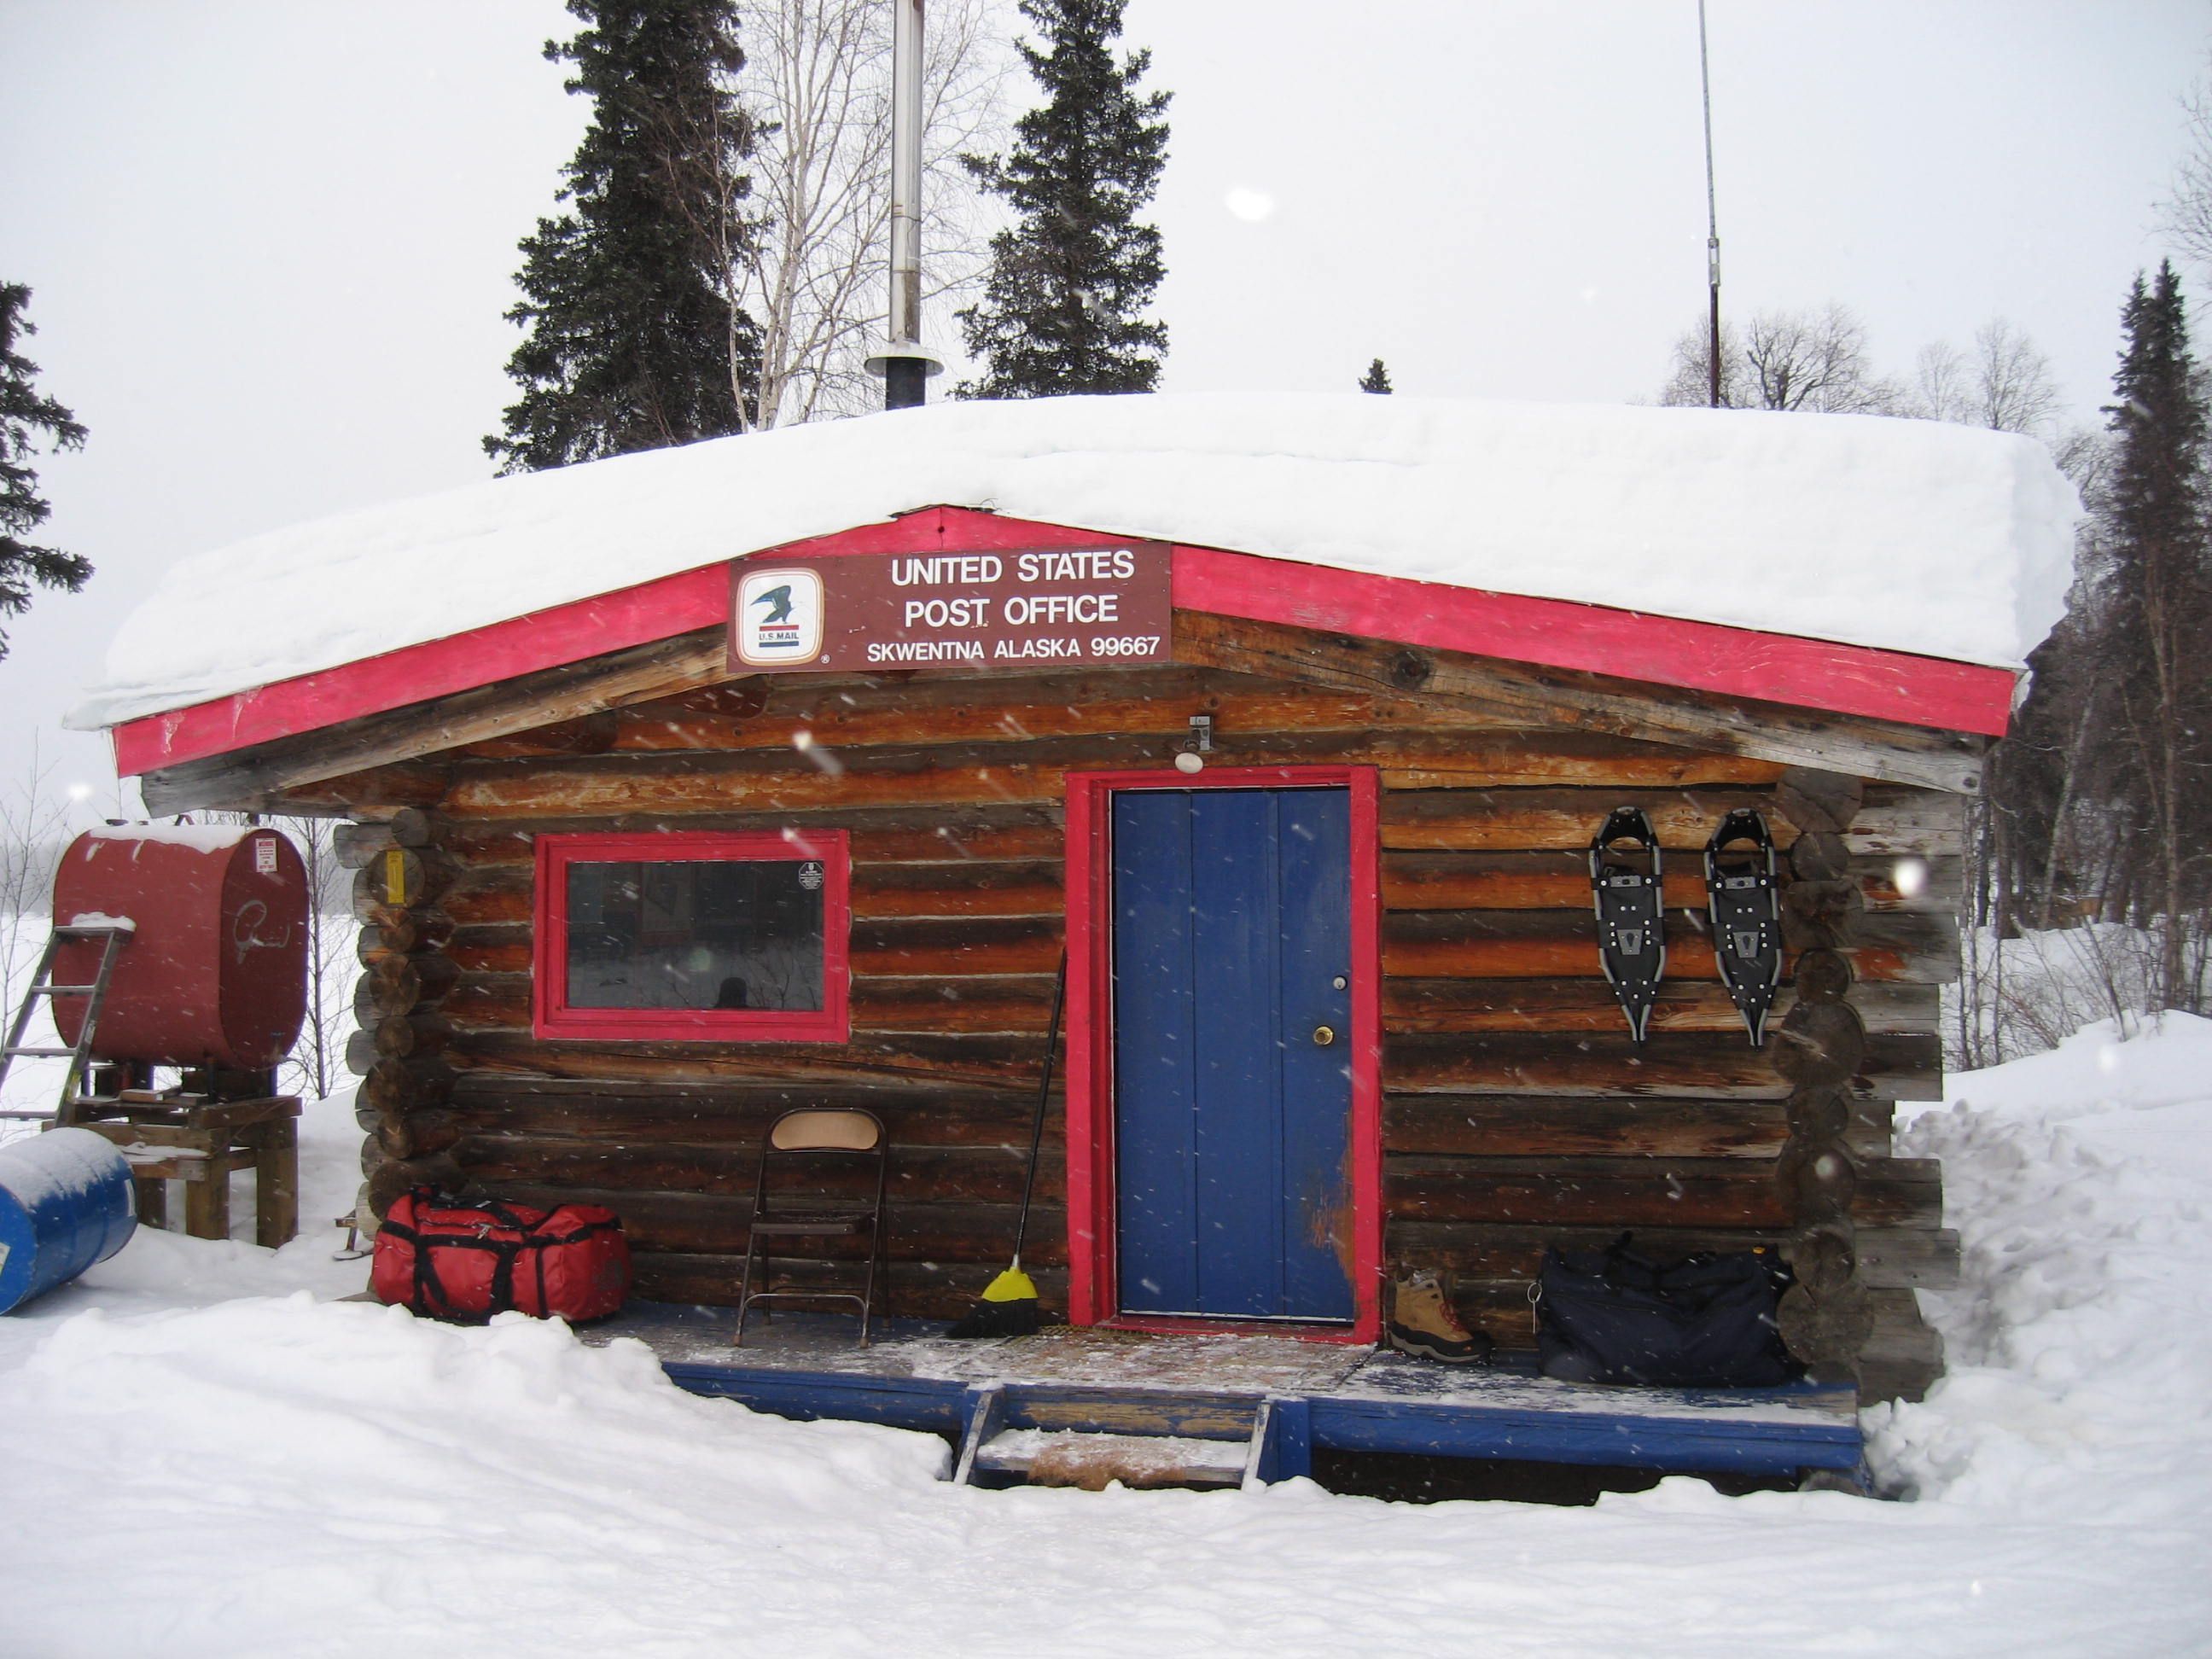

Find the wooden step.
xmin=975 ymin=1429 xmax=1250 ymax=1490
xmin=950 ymin=1382 xmax=1271 ymax=1491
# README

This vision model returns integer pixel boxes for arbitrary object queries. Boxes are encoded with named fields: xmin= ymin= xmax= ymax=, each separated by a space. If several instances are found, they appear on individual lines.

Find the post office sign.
xmin=729 ymin=539 xmax=1173 ymax=674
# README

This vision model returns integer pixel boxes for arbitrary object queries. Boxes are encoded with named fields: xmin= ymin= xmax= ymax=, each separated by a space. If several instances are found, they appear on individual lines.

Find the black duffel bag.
xmin=1534 ymin=1235 xmax=1798 ymax=1388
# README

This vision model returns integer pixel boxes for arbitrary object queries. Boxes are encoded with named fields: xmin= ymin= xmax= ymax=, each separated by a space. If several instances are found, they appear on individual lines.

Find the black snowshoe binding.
xmin=1589 ymin=807 xmax=1667 ymax=1044
xmin=1704 ymin=808 xmax=1783 ymax=1046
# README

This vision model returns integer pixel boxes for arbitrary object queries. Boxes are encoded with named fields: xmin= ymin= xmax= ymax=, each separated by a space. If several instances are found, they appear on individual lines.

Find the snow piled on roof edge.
xmin=66 ymin=393 xmax=2081 ymax=731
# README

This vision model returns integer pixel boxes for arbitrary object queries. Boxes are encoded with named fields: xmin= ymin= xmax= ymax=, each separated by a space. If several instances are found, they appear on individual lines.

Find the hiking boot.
xmin=1387 ymin=1271 xmax=1493 ymax=1365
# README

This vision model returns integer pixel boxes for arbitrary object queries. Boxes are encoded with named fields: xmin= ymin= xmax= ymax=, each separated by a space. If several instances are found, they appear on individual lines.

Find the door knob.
xmin=1313 ymin=1025 xmax=1336 ymax=1047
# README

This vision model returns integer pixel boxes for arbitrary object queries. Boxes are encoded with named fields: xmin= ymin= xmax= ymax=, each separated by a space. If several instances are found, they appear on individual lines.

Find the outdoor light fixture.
xmin=1174 ymin=713 xmax=1214 ymax=773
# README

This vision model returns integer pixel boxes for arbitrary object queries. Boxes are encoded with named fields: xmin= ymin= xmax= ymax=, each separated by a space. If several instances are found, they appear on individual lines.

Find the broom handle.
xmin=1009 ymin=950 xmax=1068 ymax=1267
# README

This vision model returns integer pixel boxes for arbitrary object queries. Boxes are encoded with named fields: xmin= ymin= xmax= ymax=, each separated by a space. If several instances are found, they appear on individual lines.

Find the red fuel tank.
xmin=51 ymin=824 xmax=309 ymax=1070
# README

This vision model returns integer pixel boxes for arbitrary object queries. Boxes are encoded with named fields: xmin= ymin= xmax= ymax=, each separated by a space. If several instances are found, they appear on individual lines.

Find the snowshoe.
xmin=1705 ymin=808 xmax=1783 ymax=1046
xmin=1589 ymin=806 xmax=1667 ymax=1044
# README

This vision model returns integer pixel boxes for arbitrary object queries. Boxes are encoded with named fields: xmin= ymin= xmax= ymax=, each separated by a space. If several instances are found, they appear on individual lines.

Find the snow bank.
xmin=1869 ymin=1014 xmax=2212 ymax=1548
xmin=3 ymin=1022 xmax=2210 ymax=1654
xmin=67 ymin=394 xmax=2079 ymax=731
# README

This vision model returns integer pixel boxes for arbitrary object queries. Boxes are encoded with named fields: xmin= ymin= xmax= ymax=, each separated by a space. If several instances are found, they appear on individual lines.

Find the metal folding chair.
xmin=733 ymin=1108 xmax=888 ymax=1347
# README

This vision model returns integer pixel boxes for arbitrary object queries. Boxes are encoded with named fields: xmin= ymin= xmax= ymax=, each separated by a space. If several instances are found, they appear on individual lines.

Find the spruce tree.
xmin=2096 ymin=260 xmax=2212 ymax=1002
xmin=486 ymin=0 xmax=760 ymax=473
xmin=0 ymin=283 xmax=90 ymax=659
xmin=1359 ymin=358 xmax=1392 ymax=394
xmin=956 ymin=0 xmax=1170 ymax=398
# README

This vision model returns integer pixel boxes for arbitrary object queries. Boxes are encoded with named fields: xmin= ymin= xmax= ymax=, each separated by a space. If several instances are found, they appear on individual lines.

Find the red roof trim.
xmin=108 ymin=504 xmax=2015 ymax=776
xmin=1173 ymin=545 xmax=2017 ymax=737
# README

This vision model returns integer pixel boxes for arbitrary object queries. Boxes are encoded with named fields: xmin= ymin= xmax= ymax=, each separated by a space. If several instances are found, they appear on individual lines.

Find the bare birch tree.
xmin=1657 ymin=303 xmax=1906 ymax=414
xmin=731 ymin=0 xmax=1009 ymax=427
xmin=2162 ymin=67 xmax=2212 ymax=272
xmin=1913 ymin=319 xmax=2062 ymax=435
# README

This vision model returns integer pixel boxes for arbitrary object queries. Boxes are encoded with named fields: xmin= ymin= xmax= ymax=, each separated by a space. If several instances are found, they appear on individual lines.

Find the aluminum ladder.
xmin=0 ymin=920 xmax=136 ymax=1124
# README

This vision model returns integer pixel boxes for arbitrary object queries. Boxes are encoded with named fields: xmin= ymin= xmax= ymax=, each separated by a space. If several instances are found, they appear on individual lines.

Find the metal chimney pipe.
xmin=874 ymin=0 xmax=937 ymax=409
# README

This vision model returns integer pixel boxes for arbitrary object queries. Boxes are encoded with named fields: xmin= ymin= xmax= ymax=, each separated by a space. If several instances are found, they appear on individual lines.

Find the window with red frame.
xmin=533 ymin=830 xmax=849 ymax=1042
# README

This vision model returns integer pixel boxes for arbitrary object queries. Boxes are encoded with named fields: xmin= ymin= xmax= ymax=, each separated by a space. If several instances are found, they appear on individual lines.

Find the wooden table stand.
xmin=76 ymin=1096 xmax=302 ymax=1248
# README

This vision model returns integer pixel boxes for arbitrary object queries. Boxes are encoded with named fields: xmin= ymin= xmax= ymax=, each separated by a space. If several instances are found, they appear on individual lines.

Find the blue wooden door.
xmin=1111 ymin=787 xmax=1355 ymax=1322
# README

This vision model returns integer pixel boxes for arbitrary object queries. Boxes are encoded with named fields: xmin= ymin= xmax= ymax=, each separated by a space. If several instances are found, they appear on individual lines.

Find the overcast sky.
xmin=2 ymin=1 xmax=2207 ymax=823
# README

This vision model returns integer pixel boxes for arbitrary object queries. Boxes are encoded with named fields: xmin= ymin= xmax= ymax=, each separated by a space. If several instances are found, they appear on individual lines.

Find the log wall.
xmin=333 ymin=649 xmax=1959 ymax=1401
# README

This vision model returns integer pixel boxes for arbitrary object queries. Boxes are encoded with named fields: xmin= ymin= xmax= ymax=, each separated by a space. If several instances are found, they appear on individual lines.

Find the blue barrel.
xmin=0 ymin=1127 xmax=138 ymax=1313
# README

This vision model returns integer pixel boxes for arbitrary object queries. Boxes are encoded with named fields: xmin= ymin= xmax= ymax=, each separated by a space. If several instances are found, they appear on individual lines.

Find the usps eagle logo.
xmin=735 ymin=568 xmax=824 ymax=667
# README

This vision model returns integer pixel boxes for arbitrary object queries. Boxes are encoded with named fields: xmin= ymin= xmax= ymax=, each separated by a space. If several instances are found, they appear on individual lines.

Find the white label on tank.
xmin=255 ymin=837 xmax=277 ymax=875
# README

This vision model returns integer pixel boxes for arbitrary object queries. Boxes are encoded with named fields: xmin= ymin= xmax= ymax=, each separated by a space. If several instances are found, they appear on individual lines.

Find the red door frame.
xmin=1062 ymin=764 xmax=1384 ymax=1344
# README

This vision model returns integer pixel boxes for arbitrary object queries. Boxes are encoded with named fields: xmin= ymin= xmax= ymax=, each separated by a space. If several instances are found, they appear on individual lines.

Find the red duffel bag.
xmin=371 ymin=1190 xmax=631 ymax=1322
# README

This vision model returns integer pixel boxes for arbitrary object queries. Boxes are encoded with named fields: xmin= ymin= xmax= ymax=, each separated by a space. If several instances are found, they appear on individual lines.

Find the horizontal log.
xmin=434 ymin=987 xmax=1936 ymax=1097
xmin=614 ymin=680 xmax=1796 ymax=789
xmin=1387 ymin=1220 xmax=1791 ymax=1282
xmin=435 ymin=808 xmax=1067 ymax=868
xmin=1382 ymin=907 xmax=1954 ymax=984
xmin=1384 ymin=1153 xmax=1942 ymax=1231
xmin=442 ymin=723 xmax=1837 ymax=822
xmin=1172 ymin=608 xmax=1987 ymax=795
xmin=849 ymin=822 xmax=1070 ymax=866
xmin=1382 ymin=977 xmax=1938 ymax=1036
xmin=445 ymin=1080 xmax=1061 ymax=1149
xmin=851 ymin=916 xmax=1063 ymax=976
xmin=852 ymin=976 xmax=1062 ymax=1033
xmin=443 ymin=975 xmax=533 ymax=1032
xmin=1388 ymin=1154 xmax=1792 ymax=1229
xmin=445 ymin=928 xmax=531 ymax=975
xmin=451 ymin=1132 xmax=1064 ymax=1207
xmin=451 ymin=1031 xmax=1049 ymax=1094
xmin=615 ymin=667 xmax=1417 ymax=754
xmin=1380 ymin=849 xmax=1959 ymax=916
xmin=1383 ymin=1094 xmax=1786 ymax=1159
xmin=851 ymin=860 xmax=1063 ymax=919
xmin=1855 ymin=1225 xmax=1961 ymax=1289
xmin=629 ymin=1250 xmax=1069 ymax=1320
xmin=442 ymin=868 xmax=532 ymax=925
xmin=1380 ymin=786 xmax=1962 ymax=858
xmin=1384 ymin=1032 xmax=1796 ymax=1098
xmin=474 ymin=1188 xmax=1070 ymax=1267
xmin=463 ymin=710 xmax=620 ymax=759
xmin=274 ymin=761 xmax=454 ymax=818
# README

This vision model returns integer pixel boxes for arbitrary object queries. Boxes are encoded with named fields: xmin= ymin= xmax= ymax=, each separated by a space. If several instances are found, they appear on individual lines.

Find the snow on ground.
xmin=68 ymin=394 xmax=2078 ymax=734
xmin=4 ymin=1024 xmax=2211 ymax=1656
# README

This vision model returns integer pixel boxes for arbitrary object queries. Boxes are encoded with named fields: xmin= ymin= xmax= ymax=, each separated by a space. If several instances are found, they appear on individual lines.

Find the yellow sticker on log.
xmin=384 ymin=847 xmax=408 ymax=906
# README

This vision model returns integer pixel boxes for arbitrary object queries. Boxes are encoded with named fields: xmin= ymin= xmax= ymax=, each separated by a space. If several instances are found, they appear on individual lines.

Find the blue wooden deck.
xmin=584 ymin=1302 xmax=1864 ymax=1485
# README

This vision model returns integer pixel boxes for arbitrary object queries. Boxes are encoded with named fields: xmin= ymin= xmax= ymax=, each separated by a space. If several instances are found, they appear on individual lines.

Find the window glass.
xmin=563 ymin=857 xmax=828 ymax=1013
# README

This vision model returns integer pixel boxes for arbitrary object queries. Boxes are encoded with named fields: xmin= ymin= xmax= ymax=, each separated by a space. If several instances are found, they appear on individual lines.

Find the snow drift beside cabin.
xmin=66 ymin=394 xmax=2080 ymax=731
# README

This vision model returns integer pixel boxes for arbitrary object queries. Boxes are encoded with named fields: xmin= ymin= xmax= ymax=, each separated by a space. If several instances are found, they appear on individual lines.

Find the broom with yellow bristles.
xmin=946 ymin=952 xmax=1066 ymax=1339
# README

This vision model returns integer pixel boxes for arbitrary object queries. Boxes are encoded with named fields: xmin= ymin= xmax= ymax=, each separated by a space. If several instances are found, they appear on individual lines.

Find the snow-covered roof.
xmin=67 ymin=393 xmax=2080 ymax=732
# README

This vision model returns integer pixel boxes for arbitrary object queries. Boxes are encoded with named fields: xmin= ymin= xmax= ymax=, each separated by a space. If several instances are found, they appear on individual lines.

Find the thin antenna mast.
xmin=1699 ymin=0 xmax=1723 ymax=408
